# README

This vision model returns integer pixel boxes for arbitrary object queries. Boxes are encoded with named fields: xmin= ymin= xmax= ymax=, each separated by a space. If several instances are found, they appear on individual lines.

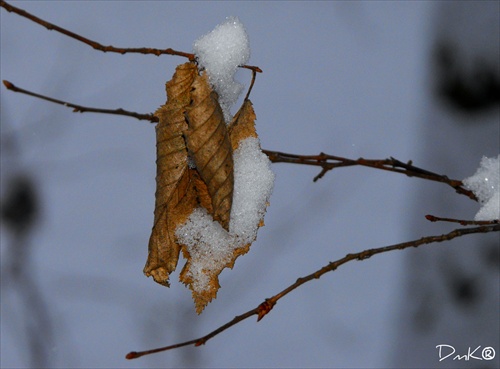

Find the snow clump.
xmin=463 ymin=155 xmax=500 ymax=220
xmin=176 ymin=138 xmax=275 ymax=292
xmin=193 ymin=16 xmax=250 ymax=123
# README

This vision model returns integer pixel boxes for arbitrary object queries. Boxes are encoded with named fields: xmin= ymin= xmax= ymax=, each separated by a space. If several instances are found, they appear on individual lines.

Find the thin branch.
xmin=244 ymin=69 xmax=257 ymax=101
xmin=0 ymin=0 xmax=261 ymax=73
xmin=262 ymin=150 xmax=477 ymax=201
xmin=425 ymin=214 xmax=499 ymax=226
xmin=1 ymin=80 xmax=476 ymax=200
xmin=126 ymin=223 xmax=500 ymax=359
xmin=0 ymin=0 xmax=192 ymax=59
xmin=2 ymin=80 xmax=158 ymax=123
xmin=240 ymin=64 xmax=263 ymax=74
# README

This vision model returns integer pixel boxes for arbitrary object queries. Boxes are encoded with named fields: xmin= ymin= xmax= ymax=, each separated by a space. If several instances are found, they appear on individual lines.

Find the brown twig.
xmin=244 ymin=69 xmax=257 ymax=101
xmin=425 ymin=214 xmax=499 ymax=226
xmin=262 ymin=150 xmax=477 ymax=201
xmin=0 ymin=0 xmax=262 ymax=73
xmin=240 ymin=64 xmax=263 ymax=74
xmin=0 ymin=0 xmax=193 ymax=59
xmin=2 ymin=80 xmax=158 ymax=123
xmin=125 ymin=223 xmax=500 ymax=359
xmin=2 ymin=80 xmax=476 ymax=201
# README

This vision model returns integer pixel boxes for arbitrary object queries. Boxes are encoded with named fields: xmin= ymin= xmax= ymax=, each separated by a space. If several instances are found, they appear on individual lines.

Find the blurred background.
xmin=1 ymin=1 xmax=498 ymax=368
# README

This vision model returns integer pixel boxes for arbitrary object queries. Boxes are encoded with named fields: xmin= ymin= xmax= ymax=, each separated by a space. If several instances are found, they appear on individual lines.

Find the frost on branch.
xmin=463 ymin=155 xmax=500 ymax=220
xmin=144 ymin=17 xmax=274 ymax=313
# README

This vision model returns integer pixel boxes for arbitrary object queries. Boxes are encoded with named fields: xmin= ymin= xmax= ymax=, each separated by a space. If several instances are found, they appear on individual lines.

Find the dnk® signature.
xmin=436 ymin=344 xmax=496 ymax=362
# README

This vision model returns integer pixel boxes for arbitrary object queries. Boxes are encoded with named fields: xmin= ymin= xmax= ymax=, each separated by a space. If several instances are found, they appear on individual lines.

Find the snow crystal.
xmin=231 ymin=138 xmax=275 ymax=244
xmin=193 ymin=16 xmax=250 ymax=123
xmin=463 ymin=155 xmax=500 ymax=220
xmin=176 ymin=137 xmax=275 ymax=292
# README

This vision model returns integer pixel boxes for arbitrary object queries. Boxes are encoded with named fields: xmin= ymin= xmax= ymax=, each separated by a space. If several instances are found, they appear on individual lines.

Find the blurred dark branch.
xmin=1 ymin=174 xmax=54 ymax=368
xmin=435 ymin=42 xmax=500 ymax=113
xmin=0 ymin=0 xmax=262 ymax=73
xmin=126 ymin=223 xmax=500 ymax=359
xmin=1 ymin=80 xmax=476 ymax=201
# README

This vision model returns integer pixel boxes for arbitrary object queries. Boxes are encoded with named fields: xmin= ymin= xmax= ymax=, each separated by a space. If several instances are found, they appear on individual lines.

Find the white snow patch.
xmin=176 ymin=137 xmax=274 ymax=293
xmin=193 ymin=16 xmax=250 ymax=123
xmin=463 ymin=155 xmax=500 ymax=220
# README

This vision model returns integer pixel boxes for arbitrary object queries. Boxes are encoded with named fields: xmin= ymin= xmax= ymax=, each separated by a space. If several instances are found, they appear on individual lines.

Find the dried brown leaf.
xmin=179 ymin=99 xmax=264 ymax=314
xmin=179 ymin=241 xmax=253 ymax=314
xmin=228 ymin=99 xmax=258 ymax=151
xmin=143 ymin=63 xmax=198 ymax=286
xmin=185 ymin=72 xmax=234 ymax=231
xmin=178 ymin=253 xmax=222 ymax=314
xmin=144 ymin=63 xmax=269 ymax=314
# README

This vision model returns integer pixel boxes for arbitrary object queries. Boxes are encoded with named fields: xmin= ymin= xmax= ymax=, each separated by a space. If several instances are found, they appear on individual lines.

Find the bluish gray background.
xmin=1 ymin=1 xmax=498 ymax=368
